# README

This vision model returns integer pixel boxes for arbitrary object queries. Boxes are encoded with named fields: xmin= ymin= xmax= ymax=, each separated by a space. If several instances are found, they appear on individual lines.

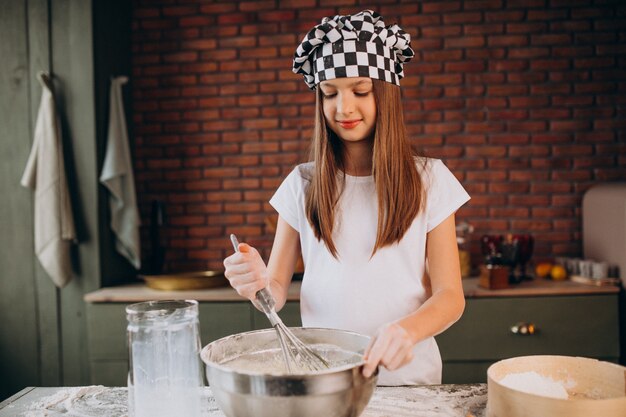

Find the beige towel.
xmin=99 ymin=76 xmax=141 ymax=269
xmin=21 ymin=72 xmax=76 ymax=288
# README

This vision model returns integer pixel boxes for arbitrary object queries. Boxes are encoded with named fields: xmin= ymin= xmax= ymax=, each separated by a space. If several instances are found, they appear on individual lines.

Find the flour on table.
xmin=21 ymin=386 xmax=128 ymax=417
xmin=498 ymin=371 xmax=569 ymax=399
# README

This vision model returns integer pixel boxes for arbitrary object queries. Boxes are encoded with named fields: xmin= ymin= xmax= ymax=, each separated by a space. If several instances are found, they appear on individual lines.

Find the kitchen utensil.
xmin=201 ymin=327 xmax=376 ymax=417
xmin=126 ymin=300 xmax=203 ymax=417
xmin=487 ymin=355 xmax=626 ymax=417
xmin=229 ymin=234 xmax=329 ymax=373
xmin=140 ymin=270 xmax=228 ymax=291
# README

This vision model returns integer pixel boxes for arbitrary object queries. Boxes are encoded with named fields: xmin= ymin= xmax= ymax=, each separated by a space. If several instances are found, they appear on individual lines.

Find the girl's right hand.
xmin=223 ymin=242 xmax=269 ymax=301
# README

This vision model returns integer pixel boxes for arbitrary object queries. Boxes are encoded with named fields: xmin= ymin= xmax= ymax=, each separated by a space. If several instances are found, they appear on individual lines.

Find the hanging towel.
xmin=99 ymin=76 xmax=141 ymax=269
xmin=21 ymin=72 xmax=76 ymax=288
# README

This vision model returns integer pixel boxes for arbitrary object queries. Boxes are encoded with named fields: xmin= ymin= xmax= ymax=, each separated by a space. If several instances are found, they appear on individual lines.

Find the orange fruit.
xmin=535 ymin=262 xmax=553 ymax=278
xmin=550 ymin=265 xmax=568 ymax=280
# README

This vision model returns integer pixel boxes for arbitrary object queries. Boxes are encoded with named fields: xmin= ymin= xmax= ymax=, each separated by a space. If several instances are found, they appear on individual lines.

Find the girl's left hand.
xmin=362 ymin=322 xmax=414 ymax=378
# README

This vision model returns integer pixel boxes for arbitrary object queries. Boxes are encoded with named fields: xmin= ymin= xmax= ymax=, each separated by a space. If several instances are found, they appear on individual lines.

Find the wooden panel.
xmin=442 ymin=362 xmax=493 ymax=384
xmin=199 ymin=302 xmax=253 ymax=345
xmin=437 ymin=295 xmax=620 ymax=361
xmin=0 ymin=0 xmax=40 ymax=401
xmin=251 ymin=301 xmax=302 ymax=330
xmin=86 ymin=303 xmax=128 ymax=361
xmin=51 ymin=0 xmax=100 ymax=386
xmin=89 ymin=360 xmax=128 ymax=387
xmin=27 ymin=0 xmax=63 ymax=388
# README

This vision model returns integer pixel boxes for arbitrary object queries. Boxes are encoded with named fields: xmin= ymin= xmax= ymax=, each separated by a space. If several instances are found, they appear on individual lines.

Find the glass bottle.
xmin=127 ymin=300 xmax=203 ymax=417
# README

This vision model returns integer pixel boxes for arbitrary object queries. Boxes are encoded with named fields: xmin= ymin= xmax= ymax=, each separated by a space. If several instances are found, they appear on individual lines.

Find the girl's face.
xmin=319 ymin=77 xmax=377 ymax=143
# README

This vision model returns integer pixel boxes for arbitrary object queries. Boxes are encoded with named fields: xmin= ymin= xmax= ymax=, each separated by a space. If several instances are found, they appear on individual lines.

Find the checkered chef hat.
xmin=293 ymin=10 xmax=414 ymax=89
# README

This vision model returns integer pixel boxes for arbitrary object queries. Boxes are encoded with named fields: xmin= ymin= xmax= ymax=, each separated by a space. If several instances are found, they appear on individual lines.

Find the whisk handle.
xmin=229 ymin=234 xmax=278 ymax=319
xmin=255 ymin=288 xmax=276 ymax=316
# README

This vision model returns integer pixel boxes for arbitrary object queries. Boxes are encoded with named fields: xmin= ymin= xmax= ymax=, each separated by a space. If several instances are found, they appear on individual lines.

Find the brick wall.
xmin=131 ymin=0 xmax=626 ymax=273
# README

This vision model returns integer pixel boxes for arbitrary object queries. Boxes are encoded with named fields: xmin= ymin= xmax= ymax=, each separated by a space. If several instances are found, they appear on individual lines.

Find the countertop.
xmin=84 ymin=277 xmax=619 ymax=303
xmin=0 ymin=384 xmax=488 ymax=417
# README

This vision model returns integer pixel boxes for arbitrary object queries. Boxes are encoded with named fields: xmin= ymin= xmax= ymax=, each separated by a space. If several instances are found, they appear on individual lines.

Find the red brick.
xmin=422 ymin=50 xmax=464 ymax=62
xmin=485 ymin=10 xmax=524 ymax=21
xmin=551 ymin=95 xmax=593 ymax=106
xmin=530 ymin=108 xmax=571 ymax=119
xmin=509 ymin=47 xmax=550 ymax=59
xmin=422 ymin=99 xmax=464 ymax=111
xmin=464 ymin=23 xmax=504 ymax=35
xmin=179 ymin=16 xmax=215 ymax=27
xmin=529 ymin=59 xmax=569 ymax=71
xmin=488 ymin=110 xmax=528 ymax=120
xmin=574 ymin=131 xmax=614 ymax=142
xmin=445 ymin=61 xmax=486 ymax=72
xmin=509 ymin=120 xmax=548 ymax=132
xmin=487 ymin=34 xmax=528 ymax=47
xmin=443 ymin=12 xmax=483 ymax=24
xmin=488 ymin=85 xmax=528 ymax=96
xmin=401 ymin=14 xmax=441 ymax=26
xmin=530 ymin=83 xmax=571 ymax=94
xmin=506 ymin=22 xmax=547 ymax=34
xmin=550 ymin=120 xmax=592 ymax=132
xmin=466 ymin=122 xmax=505 ymax=133
xmin=444 ymin=85 xmax=486 ymax=97
xmin=510 ymin=220 xmax=553 ymax=231
xmin=466 ymin=97 xmax=507 ymax=108
xmin=445 ymin=36 xmax=485 ymax=48
xmin=422 ymin=1 xmax=462 ymax=13
xmin=239 ymin=1 xmax=275 ymax=11
xmin=509 ymin=195 xmax=549 ymax=206
xmin=424 ymin=122 xmax=463 ymax=134
xmin=509 ymin=145 xmax=549 ymax=157
xmin=421 ymin=26 xmax=463 ymax=38
xmin=528 ymin=9 xmax=568 ymax=21
xmin=466 ymin=72 xmax=506 ymax=84
xmin=424 ymin=74 xmax=463 ymax=85
xmin=222 ymin=131 xmax=260 ymax=142
xmin=198 ymin=3 xmax=237 ymax=14
xmin=467 ymin=48 xmax=509 ymax=60
xmin=489 ymin=207 xmax=530 ymax=218
xmin=507 ymin=72 xmax=547 ymax=83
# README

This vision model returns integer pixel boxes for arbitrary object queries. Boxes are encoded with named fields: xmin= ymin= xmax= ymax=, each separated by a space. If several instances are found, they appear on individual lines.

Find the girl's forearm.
xmin=397 ymin=287 xmax=465 ymax=345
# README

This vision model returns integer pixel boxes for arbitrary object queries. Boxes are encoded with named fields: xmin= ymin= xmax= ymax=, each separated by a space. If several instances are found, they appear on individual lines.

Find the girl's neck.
xmin=342 ymin=140 xmax=373 ymax=176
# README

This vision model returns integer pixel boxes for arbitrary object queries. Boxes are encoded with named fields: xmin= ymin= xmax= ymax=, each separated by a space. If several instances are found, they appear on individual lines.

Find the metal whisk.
xmin=230 ymin=234 xmax=330 ymax=373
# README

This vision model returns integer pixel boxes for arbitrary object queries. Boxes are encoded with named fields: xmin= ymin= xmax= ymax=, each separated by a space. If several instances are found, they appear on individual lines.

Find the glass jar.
xmin=456 ymin=222 xmax=474 ymax=278
xmin=126 ymin=300 xmax=203 ymax=417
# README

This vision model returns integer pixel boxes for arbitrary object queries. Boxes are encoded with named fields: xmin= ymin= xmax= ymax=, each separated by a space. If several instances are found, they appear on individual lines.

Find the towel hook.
xmin=37 ymin=71 xmax=54 ymax=90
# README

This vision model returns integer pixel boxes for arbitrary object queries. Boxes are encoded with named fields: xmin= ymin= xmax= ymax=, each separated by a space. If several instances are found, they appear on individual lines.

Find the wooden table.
xmin=0 ymin=384 xmax=488 ymax=416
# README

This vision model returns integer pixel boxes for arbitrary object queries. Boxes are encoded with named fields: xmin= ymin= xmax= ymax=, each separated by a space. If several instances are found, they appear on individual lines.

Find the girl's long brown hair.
xmin=304 ymin=78 xmax=425 ymax=258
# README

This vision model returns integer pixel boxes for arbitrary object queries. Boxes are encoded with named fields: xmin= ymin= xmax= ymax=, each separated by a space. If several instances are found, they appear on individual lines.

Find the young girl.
xmin=223 ymin=10 xmax=470 ymax=386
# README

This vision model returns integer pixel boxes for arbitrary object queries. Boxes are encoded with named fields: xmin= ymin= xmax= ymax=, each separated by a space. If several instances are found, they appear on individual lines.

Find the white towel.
xmin=99 ymin=76 xmax=141 ymax=269
xmin=21 ymin=72 xmax=76 ymax=288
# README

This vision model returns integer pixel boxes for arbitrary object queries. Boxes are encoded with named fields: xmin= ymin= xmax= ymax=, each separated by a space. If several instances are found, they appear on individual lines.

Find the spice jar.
xmin=456 ymin=222 xmax=474 ymax=278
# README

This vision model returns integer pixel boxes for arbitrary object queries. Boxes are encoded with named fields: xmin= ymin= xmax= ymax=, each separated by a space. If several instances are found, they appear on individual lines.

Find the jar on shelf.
xmin=456 ymin=222 xmax=474 ymax=278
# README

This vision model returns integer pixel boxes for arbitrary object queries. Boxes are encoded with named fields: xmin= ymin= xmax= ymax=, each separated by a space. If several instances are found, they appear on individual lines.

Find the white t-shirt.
xmin=269 ymin=158 xmax=470 ymax=385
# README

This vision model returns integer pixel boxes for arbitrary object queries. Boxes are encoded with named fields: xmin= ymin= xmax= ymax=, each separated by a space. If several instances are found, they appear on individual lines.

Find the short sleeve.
xmin=269 ymin=166 xmax=305 ymax=232
xmin=425 ymin=159 xmax=471 ymax=232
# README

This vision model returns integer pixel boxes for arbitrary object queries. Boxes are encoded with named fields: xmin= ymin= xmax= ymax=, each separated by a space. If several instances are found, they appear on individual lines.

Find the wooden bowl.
xmin=487 ymin=355 xmax=626 ymax=417
xmin=140 ymin=271 xmax=228 ymax=291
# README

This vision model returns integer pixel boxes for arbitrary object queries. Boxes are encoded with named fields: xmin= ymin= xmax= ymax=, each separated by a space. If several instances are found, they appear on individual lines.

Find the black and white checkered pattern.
xmin=293 ymin=10 xmax=414 ymax=89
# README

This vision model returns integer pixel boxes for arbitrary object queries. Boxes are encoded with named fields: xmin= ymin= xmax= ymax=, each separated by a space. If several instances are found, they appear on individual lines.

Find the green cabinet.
xmin=435 ymin=294 xmax=620 ymax=383
xmin=85 ymin=301 xmax=302 ymax=386
xmin=86 ymin=293 xmax=619 ymax=386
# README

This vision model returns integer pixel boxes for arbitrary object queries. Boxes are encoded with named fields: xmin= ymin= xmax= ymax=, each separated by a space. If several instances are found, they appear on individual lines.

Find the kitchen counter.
xmin=0 ymin=384 xmax=488 ymax=417
xmin=84 ymin=277 xmax=619 ymax=303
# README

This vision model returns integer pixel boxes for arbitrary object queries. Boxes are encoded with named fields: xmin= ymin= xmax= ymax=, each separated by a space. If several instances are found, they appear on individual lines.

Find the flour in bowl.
xmin=221 ymin=343 xmax=362 ymax=374
xmin=499 ymin=371 xmax=569 ymax=399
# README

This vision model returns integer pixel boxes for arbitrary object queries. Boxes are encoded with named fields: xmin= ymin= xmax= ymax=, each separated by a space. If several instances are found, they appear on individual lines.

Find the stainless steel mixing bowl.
xmin=200 ymin=327 xmax=377 ymax=417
